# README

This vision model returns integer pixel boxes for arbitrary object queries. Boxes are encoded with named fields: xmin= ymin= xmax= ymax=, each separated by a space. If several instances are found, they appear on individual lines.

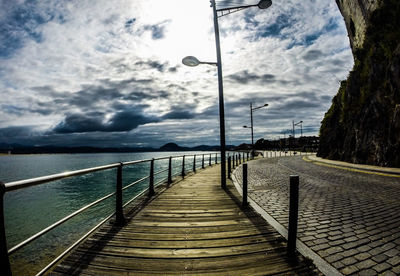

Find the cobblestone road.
xmin=233 ymin=156 xmax=400 ymax=275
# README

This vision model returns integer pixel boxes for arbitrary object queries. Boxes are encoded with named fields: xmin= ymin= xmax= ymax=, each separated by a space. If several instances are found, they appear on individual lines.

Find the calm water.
xmin=0 ymin=151 xmax=218 ymax=275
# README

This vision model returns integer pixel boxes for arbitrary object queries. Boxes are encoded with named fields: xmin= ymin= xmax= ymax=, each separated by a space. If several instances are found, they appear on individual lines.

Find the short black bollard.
xmin=242 ymin=164 xmax=248 ymax=206
xmin=202 ymin=154 xmax=205 ymax=169
xmin=228 ymin=156 xmax=232 ymax=179
xmin=287 ymin=175 xmax=299 ymax=257
xmin=149 ymin=159 xmax=155 ymax=197
xmin=116 ymin=163 xmax=126 ymax=225
xmin=0 ymin=182 xmax=12 ymax=276
xmin=193 ymin=155 xmax=196 ymax=172
xmin=181 ymin=155 xmax=185 ymax=177
xmin=167 ymin=156 xmax=172 ymax=186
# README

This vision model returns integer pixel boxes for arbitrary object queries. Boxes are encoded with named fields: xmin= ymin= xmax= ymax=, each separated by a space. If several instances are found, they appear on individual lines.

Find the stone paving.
xmin=233 ymin=155 xmax=400 ymax=275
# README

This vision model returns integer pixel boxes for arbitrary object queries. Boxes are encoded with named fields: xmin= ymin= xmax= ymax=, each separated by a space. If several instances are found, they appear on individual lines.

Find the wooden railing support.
xmin=209 ymin=154 xmax=212 ymax=166
xmin=181 ymin=155 xmax=185 ymax=177
xmin=0 ymin=182 xmax=11 ymax=276
xmin=116 ymin=163 xmax=125 ymax=225
xmin=242 ymin=164 xmax=248 ymax=206
xmin=228 ymin=156 xmax=231 ymax=179
xmin=167 ymin=156 xmax=172 ymax=186
xmin=287 ymin=175 xmax=299 ymax=257
xmin=149 ymin=159 xmax=155 ymax=197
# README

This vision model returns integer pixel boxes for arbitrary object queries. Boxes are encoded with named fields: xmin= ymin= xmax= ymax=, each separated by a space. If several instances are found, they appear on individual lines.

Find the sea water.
xmin=0 ymin=151 xmax=217 ymax=275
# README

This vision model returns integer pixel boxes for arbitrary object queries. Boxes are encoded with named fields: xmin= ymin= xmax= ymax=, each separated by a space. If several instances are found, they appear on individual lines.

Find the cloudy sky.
xmin=0 ymin=0 xmax=353 ymax=148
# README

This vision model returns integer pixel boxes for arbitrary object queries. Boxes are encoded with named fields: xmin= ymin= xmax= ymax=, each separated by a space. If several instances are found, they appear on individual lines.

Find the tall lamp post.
xmin=183 ymin=0 xmax=272 ymax=189
xmin=294 ymin=120 xmax=303 ymax=137
xmin=243 ymin=103 xmax=268 ymax=158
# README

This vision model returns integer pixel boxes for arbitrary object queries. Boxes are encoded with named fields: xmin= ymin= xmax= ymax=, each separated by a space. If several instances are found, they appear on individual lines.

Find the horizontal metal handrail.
xmin=35 ymin=211 xmax=115 ymax=276
xmin=122 ymin=175 xmax=149 ymax=191
xmin=5 ymin=163 xmax=120 ymax=192
xmin=8 ymin=189 xmax=116 ymax=255
xmin=154 ymin=168 xmax=169 ymax=176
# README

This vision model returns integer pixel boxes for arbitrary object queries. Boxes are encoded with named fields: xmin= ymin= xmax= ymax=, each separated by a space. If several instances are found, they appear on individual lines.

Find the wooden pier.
xmin=45 ymin=165 xmax=318 ymax=275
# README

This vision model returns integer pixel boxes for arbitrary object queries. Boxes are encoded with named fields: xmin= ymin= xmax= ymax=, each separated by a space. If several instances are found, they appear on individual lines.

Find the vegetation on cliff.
xmin=319 ymin=0 xmax=400 ymax=167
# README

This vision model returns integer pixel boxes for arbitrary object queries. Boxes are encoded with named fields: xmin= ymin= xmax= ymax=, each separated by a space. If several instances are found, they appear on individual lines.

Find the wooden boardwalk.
xmin=46 ymin=165 xmax=319 ymax=275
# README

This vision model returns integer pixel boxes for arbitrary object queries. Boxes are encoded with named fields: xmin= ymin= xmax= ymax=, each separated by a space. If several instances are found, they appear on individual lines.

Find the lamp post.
xmin=294 ymin=120 xmax=303 ymax=137
xmin=243 ymin=103 xmax=268 ymax=158
xmin=183 ymin=0 xmax=272 ymax=189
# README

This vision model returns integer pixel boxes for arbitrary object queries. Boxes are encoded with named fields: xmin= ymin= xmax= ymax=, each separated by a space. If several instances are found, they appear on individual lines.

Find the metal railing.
xmin=0 ymin=152 xmax=221 ymax=276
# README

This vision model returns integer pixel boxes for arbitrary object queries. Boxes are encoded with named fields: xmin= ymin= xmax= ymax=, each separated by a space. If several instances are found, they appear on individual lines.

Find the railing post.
xmin=149 ymin=159 xmax=155 ymax=196
xmin=167 ymin=156 xmax=172 ymax=186
xmin=232 ymin=155 xmax=235 ymax=169
xmin=209 ymin=154 xmax=212 ymax=166
xmin=228 ymin=156 xmax=231 ymax=179
xmin=181 ymin=155 xmax=185 ymax=177
xmin=193 ymin=155 xmax=196 ymax=172
xmin=247 ymin=152 xmax=249 ymax=161
xmin=242 ymin=164 xmax=248 ymax=206
xmin=236 ymin=155 xmax=238 ymax=167
xmin=116 ymin=163 xmax=125 ymax=225
xmin=215 ymin=153 xmax=218 ymax=164
xmin=239 ymin=154 xmax=241 ymax=164
xmin=0 ymin=182 xmax=12 ymax=276
xmin=202 ymin=154 xmax=205 ymax=169
xmin=287 ymin=175 xmax=299 ymax=257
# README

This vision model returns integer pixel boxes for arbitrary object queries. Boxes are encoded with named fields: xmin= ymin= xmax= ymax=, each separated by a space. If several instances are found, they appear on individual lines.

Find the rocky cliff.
xmin=318 ymin=0 xmax=400 ymax=167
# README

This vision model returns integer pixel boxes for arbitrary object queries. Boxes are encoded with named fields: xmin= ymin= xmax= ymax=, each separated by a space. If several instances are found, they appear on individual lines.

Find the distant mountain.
xmin=0 ymin=142 xmax=228 ymax=154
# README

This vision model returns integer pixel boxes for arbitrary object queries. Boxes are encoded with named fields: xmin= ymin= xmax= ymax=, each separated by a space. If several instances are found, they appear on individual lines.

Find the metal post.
xmin=181 ymin=156 xmax=186 ymax=177
xmin=116 ymin=163 xmax=125 ymax=225
xmin=236 ymin=155 xmax=238 ymax=167
xmin=202 ymin=154 xmax=205 ymax=169
xmin=287 ymin=175 xmax=299 ymax=257
xmin=149 ymin=159 xmax=155 ymax=196
xmin=193 ymin=155 xmax=196 ymax=172
xmin=209 ymin=154 xmax=212 ymax=166
xmin=242 ymin=164 xmax=248 ymax=206
xmin=215 ymin=153 xmax=218 ymax=164
xmin=167 ymin=156 xmax=172 ymax=186
xmin=232 ymin=155 xmax=235 ymax=169
xmin=228 ymin=156 xmax=232 ymax=179
xmin=250 ymin=103 xmax=254 ymax=158
xmin=0 ymin=182 xmax=11 ymax=276
xmin=247 ymin=152 xmax=249 ymax=161
xmin=212 ymin=0 xmax=226 ymax=189
xmin=238 ymin=154 xmax=241 ymax=164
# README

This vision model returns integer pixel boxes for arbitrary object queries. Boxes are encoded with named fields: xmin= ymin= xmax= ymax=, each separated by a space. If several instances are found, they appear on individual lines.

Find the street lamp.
xmin=293 ymin=120 xmax=303 ymax=138
xmin=243 ymin=103 xmax=268 ymax=158
xmin=183 ymin=0 xmax=272 ymax=189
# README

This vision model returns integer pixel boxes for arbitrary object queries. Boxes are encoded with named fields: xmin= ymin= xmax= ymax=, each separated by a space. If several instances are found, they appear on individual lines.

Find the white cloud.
xmin=0 ymin=0 xmax=353 ymax=147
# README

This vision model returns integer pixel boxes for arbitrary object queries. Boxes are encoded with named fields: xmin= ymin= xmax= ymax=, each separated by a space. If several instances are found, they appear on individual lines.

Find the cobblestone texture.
xmin=233 ymin=155 xmax=400 ymax=275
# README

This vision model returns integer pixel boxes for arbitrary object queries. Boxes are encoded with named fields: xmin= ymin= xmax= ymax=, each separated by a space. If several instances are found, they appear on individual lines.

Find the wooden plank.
xmin=45 ymin=165 xmax=319 ymax=275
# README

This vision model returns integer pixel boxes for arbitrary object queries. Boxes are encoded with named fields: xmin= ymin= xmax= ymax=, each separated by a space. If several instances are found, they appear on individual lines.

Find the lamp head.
xmin=182 ymin=56 xmax=200 ymax=67
xmin=258 ymin=0 xmax=272 ymax=9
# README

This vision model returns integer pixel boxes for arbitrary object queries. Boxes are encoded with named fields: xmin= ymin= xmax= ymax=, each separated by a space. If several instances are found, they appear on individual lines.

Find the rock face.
xmin=318 ymin=0 xmax=400 ymax=167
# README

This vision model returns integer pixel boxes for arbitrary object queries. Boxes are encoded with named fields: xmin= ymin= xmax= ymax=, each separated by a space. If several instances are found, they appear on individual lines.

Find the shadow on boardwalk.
xmin=46 ymin=165 xmax=320 ymax=275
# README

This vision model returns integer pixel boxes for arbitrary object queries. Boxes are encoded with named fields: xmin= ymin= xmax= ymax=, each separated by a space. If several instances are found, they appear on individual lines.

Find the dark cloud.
xmin=53 ymin=108 xmax=159 ymax=134
xmin=303 ymin=50 xmax=324 ymax=61
xmin=142 ymin=20 xmax=171 ymax=40
xmin=162 ymin=110 xmax=195 ymax=120
xmin=227 ymin=70 xmax=275 ymax=84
